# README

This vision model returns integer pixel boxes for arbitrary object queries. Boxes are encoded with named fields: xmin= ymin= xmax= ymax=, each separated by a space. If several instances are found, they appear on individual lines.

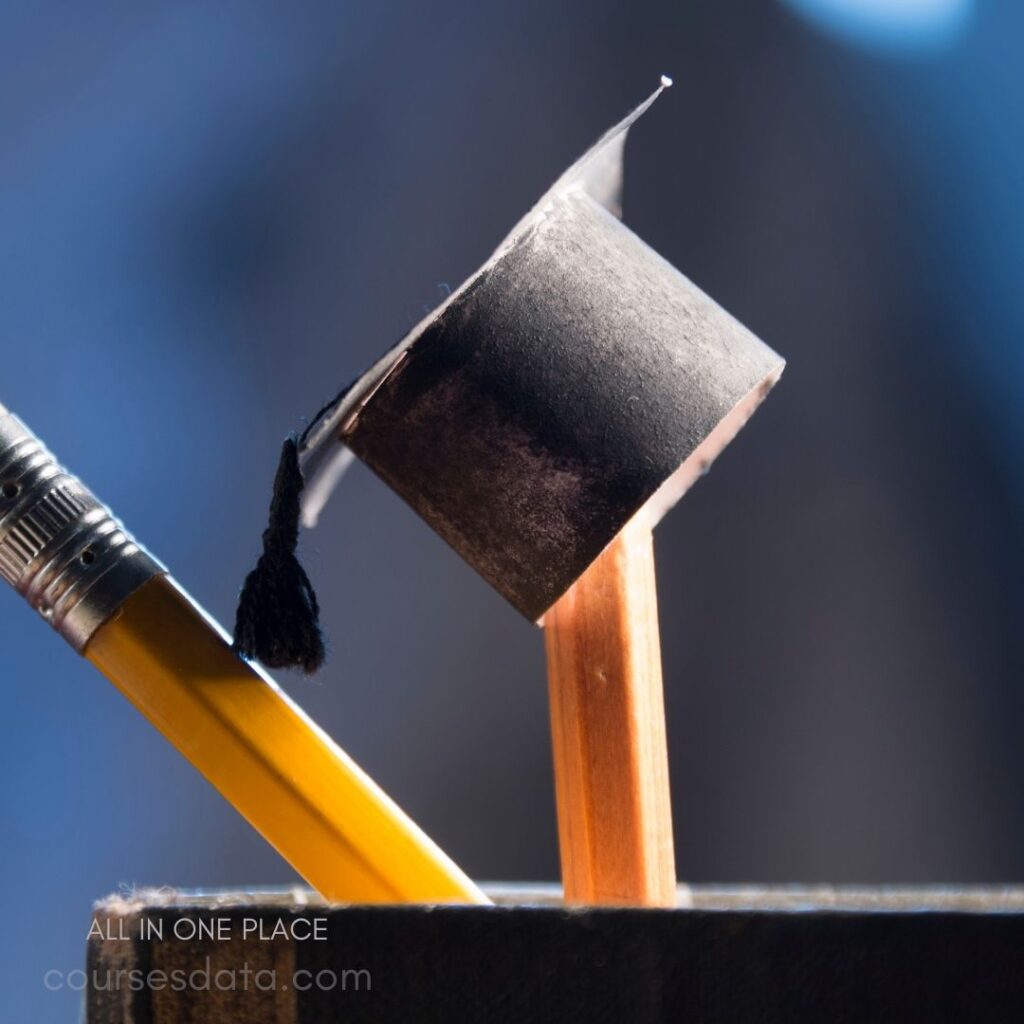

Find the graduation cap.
xmin=234 ymin=79 xmax=784 ymax=674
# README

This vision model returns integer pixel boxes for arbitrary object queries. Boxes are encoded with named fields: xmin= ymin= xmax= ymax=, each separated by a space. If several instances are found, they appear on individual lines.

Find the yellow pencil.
xmin=0 ymin=403 xmax=485 ymax=905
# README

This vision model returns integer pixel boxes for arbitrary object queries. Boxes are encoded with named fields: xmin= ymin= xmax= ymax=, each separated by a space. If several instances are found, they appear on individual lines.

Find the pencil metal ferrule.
xmin=0 ymin=408 xmax=164 ymax=652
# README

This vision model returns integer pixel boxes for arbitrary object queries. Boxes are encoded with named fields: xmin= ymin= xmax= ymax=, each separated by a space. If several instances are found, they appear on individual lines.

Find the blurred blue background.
xmin=2 ymin=0 xmax=1023 ymax=1018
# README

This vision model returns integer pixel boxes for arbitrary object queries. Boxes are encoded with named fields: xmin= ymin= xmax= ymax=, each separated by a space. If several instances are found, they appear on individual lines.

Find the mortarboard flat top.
xmin=299 ymin=82 xmax=784 ymax=621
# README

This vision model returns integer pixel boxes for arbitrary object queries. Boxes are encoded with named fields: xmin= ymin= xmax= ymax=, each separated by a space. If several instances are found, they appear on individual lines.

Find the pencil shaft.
xmin=87 ymin=574 xmax=486 ymax=905
xmin=544 ymin=517 xmax=676 ymax=906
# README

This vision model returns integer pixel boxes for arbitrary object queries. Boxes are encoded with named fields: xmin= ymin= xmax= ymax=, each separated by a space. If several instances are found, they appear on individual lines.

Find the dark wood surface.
xmin=86 ymin=886 xmax=1024 ymax=1023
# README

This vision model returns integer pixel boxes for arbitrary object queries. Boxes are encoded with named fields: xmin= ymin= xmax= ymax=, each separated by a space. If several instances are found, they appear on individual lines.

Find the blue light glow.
xmin=780 ymin=0 xmax=974 ymax=53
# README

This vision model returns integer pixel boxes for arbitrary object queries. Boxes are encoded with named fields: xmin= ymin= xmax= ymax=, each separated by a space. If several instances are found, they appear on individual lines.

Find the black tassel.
xmin=233 ymin=437 xmax=325 ymax=674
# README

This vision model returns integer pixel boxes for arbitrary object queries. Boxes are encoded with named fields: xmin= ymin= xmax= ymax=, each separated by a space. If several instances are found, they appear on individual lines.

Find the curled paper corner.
xmin=298 ymin=79 xmax=674 ymax=529
xmin=524 ymin=73 xmax=672 ymax=222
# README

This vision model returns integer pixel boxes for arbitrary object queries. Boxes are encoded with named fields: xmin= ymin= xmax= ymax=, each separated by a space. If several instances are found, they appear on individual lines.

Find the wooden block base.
xmin=86 ymin=886 xmax=1024 ymax=1023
